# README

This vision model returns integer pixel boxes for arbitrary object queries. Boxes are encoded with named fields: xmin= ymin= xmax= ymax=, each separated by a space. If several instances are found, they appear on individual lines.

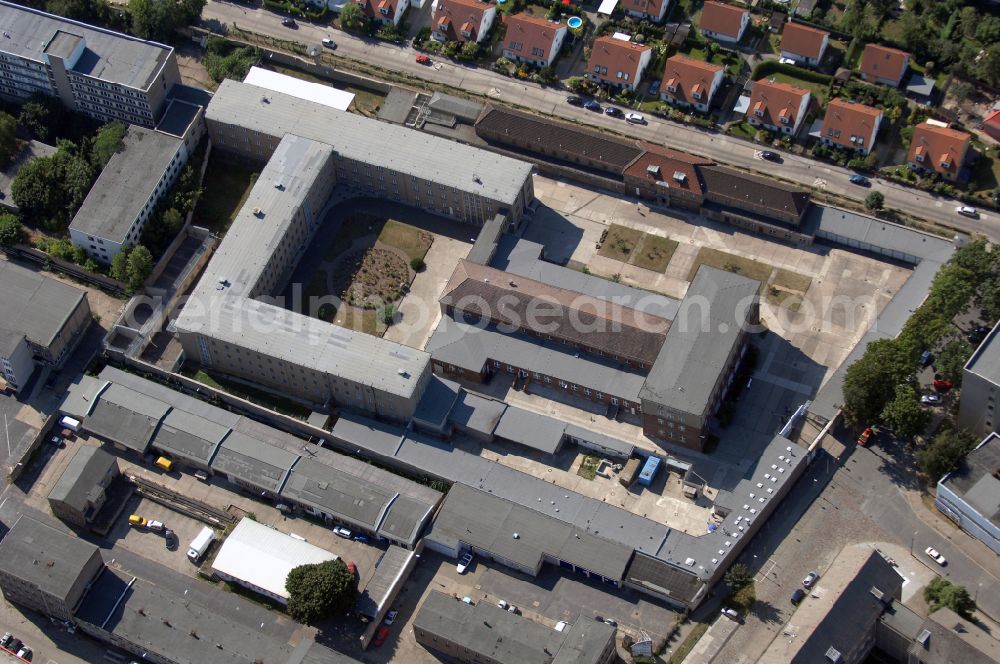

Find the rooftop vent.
xmin=397 ymin=368 xmax=409 ymax=378
xmin=512 ymin=532 xmax=520 ymax=539
xmin=870 ymin=586 xmax=884 ymax=601
xmin=252 ymin=208 xmax=264 ymax=218
xmin=274 ymin=182 xmax=284 ymax=190
xmin=917 ymin=629 xmax=931 ymax=647
xmin=824 ymin=646 xmax=842 ymax=663
xmin=672 ymin=171 xmax=687 ymax=183
xmin=646 ymin=164 xmax=661 ymax=177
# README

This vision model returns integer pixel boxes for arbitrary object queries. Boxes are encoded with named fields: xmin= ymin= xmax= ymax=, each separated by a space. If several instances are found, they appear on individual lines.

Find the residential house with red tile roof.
xmin=859 ymin=44 xmax=910 ymax=87
xmin=354 ymin=0 xmax=410 ymax=26
xmin=586 ymin=35 xmax=653 ymax=91
xmin=746 ymin=79 xmax=811 ymax=135
xmin=906 ymin=122 xmax=972 ymax=181
xmin=623 ymin=0 xmax=671 ymax=23
xmin=983 ymin=105 xmax=1000 ymax=142
xmin=819 ymin=98 xmax=882 ymax=155
xmin=502 ymin=13 xmax=567 ymax=68
xmin=432 ymin=0 xmax=497 ymax=43
xmin=699 ymin=2 xmax=750 ymax=44
xmin=780 ymin=22 xmax=829 ymax=66
xmin=659 ymin=54 xmax=724 ymax=113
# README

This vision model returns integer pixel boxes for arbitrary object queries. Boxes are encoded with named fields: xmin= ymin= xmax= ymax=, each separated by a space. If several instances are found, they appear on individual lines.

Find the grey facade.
xmin=0 ymin=260 xmax=91 ymax=384
xmin=0 ymin=515 xmax=104 ymax=621
xmin=959 ymin=322 xmax=1000 ymax=438
xmin=413 ymin=591 xmax=616 ymax=664
xmin=47 ymin=445 xmax=119 ymax=528
xmin=0 ymin=1 xmax=180 ymax=126
xmin=935 ymin=433 xmax=1000 ymax=555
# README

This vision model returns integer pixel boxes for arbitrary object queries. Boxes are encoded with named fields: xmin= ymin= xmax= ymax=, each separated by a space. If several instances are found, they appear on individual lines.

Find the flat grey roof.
xmin=965 ymin=324 xmax=1000 ymax=390
xmin=465 ymin=213 xmax=506 ymax=265
xmin=906 ymin=74 xmax=935 ymax=96
xmin=212 ymin=430 xmax=298 ymax=493
xmin=48 ymin=445 xmax=116 ymax=513
xmin=85 ymin=383 xmax=170 ymax=453
xmin=356 ymin=546 xmax=414 ymax=618
xmin=0 ymin=260 xmax=87 ymax=349
xmin=640 ymin=266 xmax=761 ymax=415
xmin=563 ymin=424 xmax=635 ymax=457
xmin=175 ymin=134 xmax=430 ymax=401
xmin=70 ymin=126 xmax=181 ymax=243
xmin=426 ymin=483 xmax=634 ymax=581
xmin=809 ymin=205 xmax=955 ymax=265
xmin=918 ymin=607 xmax=1000 ymax=664
xmin=281 ymin=457 xmax=392 ymax=530
xmin=427 ymin=317 xmax=647 ymax=402
xmin=448 ymin=389 xmax=506 ymax=436
xmin=207 ymin=80 xmax=533 ymax=206
xmin=413 ymin=374 xmax=461 ymax=429
xmin=493 ymin=237 xmax=680 ymax=321
xmin=0 ymin=1 xmax=173 ymax=91
xmin=155 ymin=98 xmax=202 ymax=138
xmin=153 ymin=409 xmax=230 ymax=466
xmin=0 ymin=514 xmax=99 ymax=603
xmin=494 ymin=406 xmax=567 ymax=455
xmin=939 ymin=433 xmax=1000 ymax=528
xmin=414 ymin=591 xmax=615 ymax=664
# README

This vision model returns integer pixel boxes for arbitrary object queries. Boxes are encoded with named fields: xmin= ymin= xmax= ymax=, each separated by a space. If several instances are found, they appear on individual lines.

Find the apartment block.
xmin=0 ymin=0 xmax=180 ymax=126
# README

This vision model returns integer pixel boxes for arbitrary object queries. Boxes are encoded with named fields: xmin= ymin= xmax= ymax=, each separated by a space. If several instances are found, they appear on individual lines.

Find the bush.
xmin=0 ymin=213 xmax=24 ymax=247
xmin=263 ymin=0 xmax=328 ymax=20
xmin=0 ymin=111 xmax=16 ymax=169
xmin=203 ymin=37 xmax=259 ymax=83
xmin=751 ymin=60 xmax=833 ymax=85
xmin=410 ymin=257 xmax=425 ymax=271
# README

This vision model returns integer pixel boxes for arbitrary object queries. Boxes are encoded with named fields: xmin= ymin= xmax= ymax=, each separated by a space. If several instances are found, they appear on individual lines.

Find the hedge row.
xmin=263 ymin=0 xmax=328 ymax=20
xmin=751 ymin=61 xmax=833 ymax=85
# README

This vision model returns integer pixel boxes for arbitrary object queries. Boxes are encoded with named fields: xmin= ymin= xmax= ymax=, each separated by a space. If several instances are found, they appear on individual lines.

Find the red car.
xmin=415 ymin=54 xmax=431 ymax=65
xmin=372 ymin=626 xmax=390 ymax=647
xmin=346 ymin=560 xmax=357 ymax=576
xmin=857 ymin=427 xmax=873 ymax=447
xmin=933 ymin=378 xmax=953 ymax=392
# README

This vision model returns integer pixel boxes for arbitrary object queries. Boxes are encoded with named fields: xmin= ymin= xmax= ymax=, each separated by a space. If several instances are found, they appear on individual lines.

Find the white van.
xmin=187 ymin=526 xmax=215 ymax=562
xmin=59 ymin=416 xmax=81 ymax=433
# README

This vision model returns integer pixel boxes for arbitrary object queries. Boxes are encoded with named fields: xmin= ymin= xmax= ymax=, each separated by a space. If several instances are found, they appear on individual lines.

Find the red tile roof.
xmin=587 ymin=36 xmax=652 ymax=84
xmin=623 ymin=0 xmax=669 ymax=18
xmin=984 ymin=108 xmax=1000 ymax=141
xmin=435 ymin=0 xmax=494 ymax=41
xmin=780 ymin=22 xmax=828 ymax=60
xmin=906 ymin=122 xmax=971 ymax=175
xmin=820 ymin=98 xmax=882 ymax=151
xmin=700 ymin=2 xmax=748 ymax=39
xmin=747 ymin=79 xmax=810 ymax=128
xmin=503 ymin=13 xmax=563 ymax=62
xmin=660 ymin=54 xmax=723 ymax=106
xmin=860 ymin=44 xmax=910 ymax=84
xmin=624 ymin=144 xmax=713 ymax=196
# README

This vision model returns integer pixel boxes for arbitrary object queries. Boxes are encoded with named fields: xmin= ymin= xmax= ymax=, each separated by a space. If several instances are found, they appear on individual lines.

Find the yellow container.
xmin=154 ymin=457 xmax=174 ymax=472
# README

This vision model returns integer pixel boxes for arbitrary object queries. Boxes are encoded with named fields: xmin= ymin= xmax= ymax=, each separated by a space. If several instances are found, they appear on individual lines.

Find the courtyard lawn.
xmin=632 ymin=234 xmax=679 ymax=273
xmin=766 ymin=268 xmax=813 ymax=310
xmin=598 ymin=224 xmax=644 ymax=262
xmin=334 ymin=307 xmax=382 ymax=336
xmin=577 ymin=455 xmax=600 ymax=480
xmin=687 ymin=247 xmax=774 ymax=283
xmin=346 ymin=86 xmax=385 ymax=116
xmin=192 ymin=160 xmax=258 ymax=234
xmin=379 ymin=219 xmax=433 ymax=262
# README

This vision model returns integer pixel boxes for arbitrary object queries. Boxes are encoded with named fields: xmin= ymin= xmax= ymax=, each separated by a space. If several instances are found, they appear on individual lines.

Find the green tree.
xmin=126 ymin=245 xmax=154 ymax=291
xmin=110 ymin=247 xmax=131 ymax=282
xmin=0 ymin=111 xmax=16 ymax=168
xmin=916 ymin=428 xmax=978 ymax=479
xmin=924 ymin=577 xmax=977 ymax=619
xmin=286 ymin=559 xmax=357 ymax=625
xmin=843 ymin=338 xmax=914 ymax=426
xmin=0 ymin=213 xmax=25 ymax=247
xmin=339 ymin=2 xmax=367 ymax=31
xmin=864 ymin=190 xmax=885 ymax=211
xmin=461 ymin=40 xmax=479 ymax=59
xmin=14 ymin=139 xmax=98 ymax=230
xmin=724 ymin=563 xmax=753 ymax=591
xmin=46 ymin=0 xmax=94 ymax=19
xmin=880 ymin=384 xmax=930 ymax=438
xmin=18 ymin=99 xmax=52 ymax=141
xmin=934 ymin=337 xmax=973 ymax=384
xmin=90 ymin=121 xmax=126 ymax=169
xmin=129 ymin=0 xmax=206 ymax=42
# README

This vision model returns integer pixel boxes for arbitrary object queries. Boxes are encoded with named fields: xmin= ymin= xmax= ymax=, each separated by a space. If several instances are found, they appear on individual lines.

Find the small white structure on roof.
xmin=598 ymin=0 xmax=619 ymax=16
xmin=211 ymin=518 xmax=339 ymax=604
xmin=243 ymin=66 xmax=355 ymax=111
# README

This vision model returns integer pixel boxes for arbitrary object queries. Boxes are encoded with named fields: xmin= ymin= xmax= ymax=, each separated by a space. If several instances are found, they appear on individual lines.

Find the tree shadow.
xmin=749 ymin=598 xmax=784 ymax=625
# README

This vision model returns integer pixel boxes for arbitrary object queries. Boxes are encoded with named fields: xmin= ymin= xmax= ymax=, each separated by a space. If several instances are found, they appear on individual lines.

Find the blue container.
xmin=638 ymin=456 xmax=661 ymax=487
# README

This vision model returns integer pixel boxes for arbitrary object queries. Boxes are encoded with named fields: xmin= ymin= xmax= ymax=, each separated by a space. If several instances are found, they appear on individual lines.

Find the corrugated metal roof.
xmin=0 ymin=260 xmax=87 ymax=349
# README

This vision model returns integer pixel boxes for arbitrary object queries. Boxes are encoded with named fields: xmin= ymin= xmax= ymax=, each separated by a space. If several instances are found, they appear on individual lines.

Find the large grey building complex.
xmin=935 ymin=432 xmax=1000 ymax=555
xmin=205 ymin=79 xmax=535 ymax=227
xmin=174 ymin=133 xmax=432 ymax=418
xmin=0 ymin=261 xmax=91 ymax=392
xmin=413 ymin=591 xmax=616 ymax=664
xmin=959 ymin=322 xmax=1000 ymax=438
xmin=0 ymin=515 xmax=104 ymax=622
xmin=0 ymin=1 xmax=180 ymax=126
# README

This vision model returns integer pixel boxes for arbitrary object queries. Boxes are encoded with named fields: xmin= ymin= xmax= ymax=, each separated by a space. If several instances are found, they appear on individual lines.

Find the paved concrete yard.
xmin=107 ymin=496 xmax=210 ymax=576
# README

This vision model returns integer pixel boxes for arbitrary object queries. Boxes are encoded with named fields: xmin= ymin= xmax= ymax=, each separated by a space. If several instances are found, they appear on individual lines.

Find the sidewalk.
xmin=684 ymin=616 xmax=739 ymax=663
xmin=903 ymin=488 xmax=1000 ymax=580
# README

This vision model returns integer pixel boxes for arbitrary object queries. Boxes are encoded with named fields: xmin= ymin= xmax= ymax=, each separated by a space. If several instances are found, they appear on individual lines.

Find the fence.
xmin=2 ymin=245 xmax=127 ymax=296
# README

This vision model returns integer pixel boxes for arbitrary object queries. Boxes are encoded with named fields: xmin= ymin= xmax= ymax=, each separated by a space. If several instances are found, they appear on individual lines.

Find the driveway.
xmin=202 ymin=1 xmax=998 ymax=239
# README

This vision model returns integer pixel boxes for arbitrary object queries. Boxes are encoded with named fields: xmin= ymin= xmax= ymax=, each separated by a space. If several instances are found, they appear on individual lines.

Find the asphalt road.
xmin=204 ymin=0 xmax=998 ymax=239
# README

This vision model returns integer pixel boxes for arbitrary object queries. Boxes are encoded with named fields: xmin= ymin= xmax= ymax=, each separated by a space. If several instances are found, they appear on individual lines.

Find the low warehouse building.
xmin=47 ymin=446 xmax=120 ymax=529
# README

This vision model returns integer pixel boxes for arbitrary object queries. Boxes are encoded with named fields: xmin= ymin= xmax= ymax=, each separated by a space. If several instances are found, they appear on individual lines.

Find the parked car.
xmin=0 ymin=632 xmax=12 ymax=648
xmin=322 ymin=38 xmax=337 ymax=49
xmin=16 ymin=646 xmax=31 ymax=661
xmin=625 ymin=112 xmax=646 ymax=124
xmin=372 ymin=626 xmax=390 ymax=647
xmin=566 ymin=95 xmax=585 ymax=107
xmin=920 ymin=350 xmax=933 ymax=366
xmin=857 ymin=427 xmax=874 ymax=447
xmin=281 ymin=17 xmax=296 ymax=27
xmin=802 ymin=571 xmax=819 ymax=588
xmin=415 ymin=54 xmax=431 ymax=65
xmin=48 ymin=434 xmax=63 ymax=447
xmin=507 ymin=605 xmax=520 ymax=614
xmin=924 ymin=546 xmax=947 ymax=566
xmin=583 ymin=99 xmax=602 ymax=112
xmin=456 ymin=552 xmax=474 ymax=574
xmin=352 ymin=534 xmax=370 ymax=543
xmin=146 ymin=520 xmax=164 ymax=532
xmin=921 ymin=394 xmax=942 ymax=404
xmin=933 ymin=377 xmax=953 ymax=392
xmin=555 ymin=621 xmax=569 ymax=632
xmin=648 ymin=80 xmax=660 ymax=95
xmin=605 ymin=107 xmax=623 ymax=118
xmin=790 ymin=588 xmax=806 ymax=605
xmin=333 ymin=526 xmax=352 ymax=538
xmin=128 ymin=515 xmax=147 ymax=528
xmin=721 ymin=607 xmax=739 ymax=620
xmin=6 ymin=639 xmax=22 ymax=653
xmin=461 ymin=596 xmax=474 ymax=605
xmin=956 ymin=205 xmax=978 ymax=218
xmin=849 ymin=175 xmax=870 ymax=186
xmin=760 ymin=151 xmax=781 ymax=162
xmin=497 ymin=600 xmax=509 ymax=610
xmin=384 ymin=610 xmax=398 ymax=625
xmin=164 ymin=529 xmax=177 ymax=550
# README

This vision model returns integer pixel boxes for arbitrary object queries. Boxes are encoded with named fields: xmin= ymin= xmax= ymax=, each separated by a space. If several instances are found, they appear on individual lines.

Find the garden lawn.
xmin=969 ymin=148 xmax=1000 ymax=196
xmin=687 ymin=247 xmax=773 ymax=283
xmin=598 ymin=224 xmax=644 ymax=262
xmin=728 ymin=120 xmax=757 ymax=141
xmin=632 ymin=234 xmax=679 ymax=272
xmin=577 ymin=455 xmax=600 ymax=480
xmin=378 ymin=219 xmax=432 ymax=262
xmin=766 ymin=268 xmax=813 ymax=310
xmin=192 ymin=160 xmax=258 ymax=234
xmin=764 ymin=72 xmax=829 ymax=103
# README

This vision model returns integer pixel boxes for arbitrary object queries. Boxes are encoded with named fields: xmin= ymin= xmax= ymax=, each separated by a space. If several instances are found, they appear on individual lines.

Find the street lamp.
xmin=910 ymin=531 xmax=918 ymax=556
